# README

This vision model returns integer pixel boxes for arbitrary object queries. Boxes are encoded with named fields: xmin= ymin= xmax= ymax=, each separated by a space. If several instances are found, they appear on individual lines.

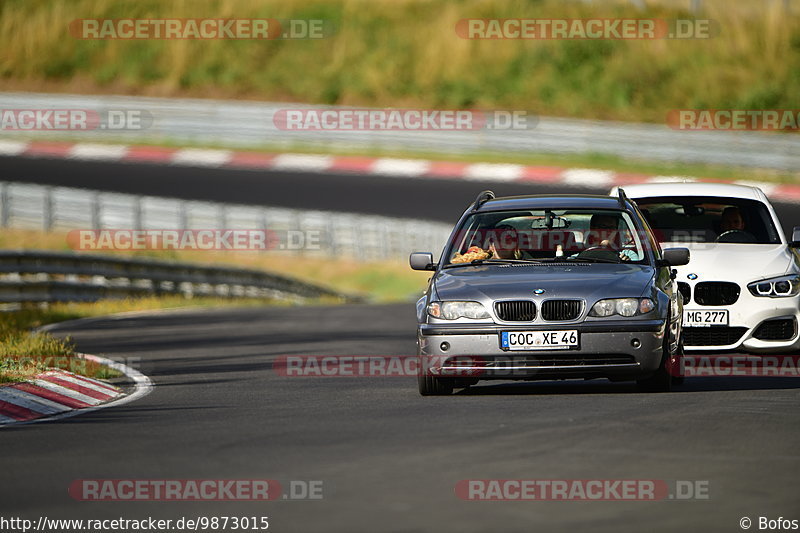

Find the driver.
xmin=720 ymin=206 xmax=745 ymax=233
xmin=581 ymin=214 xmax=639 ymax=262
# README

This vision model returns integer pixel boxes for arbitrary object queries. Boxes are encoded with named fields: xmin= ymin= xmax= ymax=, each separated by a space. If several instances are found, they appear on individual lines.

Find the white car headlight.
xmin=748 ymin=275 xmax=800 ymax=298
xmin=427 ymin=301 xmax=490 ymax=320
xmin=590 ymin=298 xmax=655 ymax=317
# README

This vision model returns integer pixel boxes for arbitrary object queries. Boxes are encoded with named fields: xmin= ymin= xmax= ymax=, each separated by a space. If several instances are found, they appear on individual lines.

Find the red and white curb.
xmin=0 ymin=353 xmax=152 ymax=427
xmin=1 ymin=139 xmax=799 ymax=202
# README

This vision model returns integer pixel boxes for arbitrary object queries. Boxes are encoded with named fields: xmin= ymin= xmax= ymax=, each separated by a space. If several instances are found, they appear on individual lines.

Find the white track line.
xmin=69 ymin=143 xmax=128 ymax=160
xmin=464 ymin=163 xmax=524 ymax=182
xmin=561 ymin=168 xmax=615 ymax=188
xmin=0 ymin=139 xmax=29 ymax=155
xmin=371 ymin=158 xmax=430 ymax=177
xmin=171 ymin=148 xmax=233 ymax=167
xmin=0 ymin=353 xmax=153 ymax=428
xmin=271 ymin=153 xmax=334 ymax=171
xmin=43 ymin=372 xmax=119 ymax=395
xmin=32 ymin=379 xmax=104 ymax=405
xmin=0 ymin=388 xmax=72 ymax=415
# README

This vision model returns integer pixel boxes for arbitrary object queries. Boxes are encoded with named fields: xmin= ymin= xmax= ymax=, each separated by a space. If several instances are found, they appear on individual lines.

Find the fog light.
xmin=440 ymin=341 xmax=450 ymax=352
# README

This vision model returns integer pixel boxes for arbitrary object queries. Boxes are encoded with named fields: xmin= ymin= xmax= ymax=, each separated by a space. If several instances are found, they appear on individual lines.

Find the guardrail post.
xmin=219 ymin=204 xmax=227 ymax=229
xmin=134 ymin=196 xmax=143 ymax=229
xmin=92 ymin=192 xmax=102 ymax=229
xmin=43 ymin=186 xmax=54 ymax=231
xmin=180 ymin=200 xmax=189 ymax=230
xmin=0 ymin=182 xmax=9 ymax=228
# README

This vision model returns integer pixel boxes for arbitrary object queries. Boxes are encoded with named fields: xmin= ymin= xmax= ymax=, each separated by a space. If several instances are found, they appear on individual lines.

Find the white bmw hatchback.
xmin=614 ymin=182 xmax=800 ymax=353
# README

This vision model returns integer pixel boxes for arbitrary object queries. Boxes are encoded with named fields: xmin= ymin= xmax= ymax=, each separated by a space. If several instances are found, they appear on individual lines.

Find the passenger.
xmin=488 ymin=224 xmax=521 ymax=259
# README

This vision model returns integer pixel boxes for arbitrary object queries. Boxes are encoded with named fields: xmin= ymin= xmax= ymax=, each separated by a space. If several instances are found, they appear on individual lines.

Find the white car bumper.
xmin=682 ymin=287 xmax=800 ymax=353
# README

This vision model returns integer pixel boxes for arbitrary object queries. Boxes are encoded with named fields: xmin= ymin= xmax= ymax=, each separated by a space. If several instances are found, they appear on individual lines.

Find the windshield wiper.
xmin=564 ymin=257 xmax=622 ymax=264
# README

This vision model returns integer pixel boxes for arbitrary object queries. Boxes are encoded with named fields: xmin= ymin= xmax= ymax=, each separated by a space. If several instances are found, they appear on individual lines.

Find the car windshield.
xmin=634 ymin=196 xmax=781 ymax=244
xmin=445 ymin=208 xmax=648 ymax=266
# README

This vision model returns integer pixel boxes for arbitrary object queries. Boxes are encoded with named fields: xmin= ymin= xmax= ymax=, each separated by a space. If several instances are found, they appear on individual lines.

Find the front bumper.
xmin=682 ymin=294 xmax=800 ymax=353
xmin=417 ymin=320 xmax=667 ymax=381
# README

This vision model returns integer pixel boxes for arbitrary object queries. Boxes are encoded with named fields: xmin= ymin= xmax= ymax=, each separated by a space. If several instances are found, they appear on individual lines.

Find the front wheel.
xmin=671 ymin=341 xmax=685 ymax=385
xmin=637 ymin=333 xmax=676 ymax=393
xmin=418 ymin=364 xmax=454 ymax=396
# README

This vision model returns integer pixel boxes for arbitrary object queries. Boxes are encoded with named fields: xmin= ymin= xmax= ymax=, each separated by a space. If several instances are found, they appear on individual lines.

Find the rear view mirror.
xmin=410 ymin=252 xmax=436 ymax=271
xmin=660 ymin=247 xmax=690 ymax=267
xmin=791 ymin=226 xmax=800 ymax=248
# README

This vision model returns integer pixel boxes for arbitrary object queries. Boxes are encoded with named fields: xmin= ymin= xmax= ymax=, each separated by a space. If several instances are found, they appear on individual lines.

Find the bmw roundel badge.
xmin=533 ymin=288 xmax=546 ymax=295
xmin=687 ymin=273 xmax=698 ymax=280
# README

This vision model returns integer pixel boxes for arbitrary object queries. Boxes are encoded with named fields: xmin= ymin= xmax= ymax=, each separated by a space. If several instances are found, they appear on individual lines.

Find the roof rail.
xmin=617 ymin=187 xmax=629 ymax=208
xmin=472 ymin=190 xmax=495 ymax=211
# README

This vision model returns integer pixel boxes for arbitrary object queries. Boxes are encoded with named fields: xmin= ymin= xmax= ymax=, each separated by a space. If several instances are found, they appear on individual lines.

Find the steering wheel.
xmin=576 ymin=246 xmax=621 ymax=262
xmin=716 ymin=230 xmax=756 ymax=243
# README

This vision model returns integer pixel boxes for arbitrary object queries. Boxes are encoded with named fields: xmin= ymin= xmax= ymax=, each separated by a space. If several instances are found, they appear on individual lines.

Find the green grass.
xmin=0 ymin=0 xmax=798 ymax=125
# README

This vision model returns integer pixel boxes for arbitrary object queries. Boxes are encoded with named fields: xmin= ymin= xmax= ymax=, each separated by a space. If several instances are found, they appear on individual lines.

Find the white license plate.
xmin=501 ymin=330 xmax=579 ymax=350
xmin=683 ymin=309 xmax=729 ymax=327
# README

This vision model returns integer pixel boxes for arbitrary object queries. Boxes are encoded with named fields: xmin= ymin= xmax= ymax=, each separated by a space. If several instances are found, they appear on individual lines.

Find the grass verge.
xmin=1 ymin=0 xmax=798 ymax=125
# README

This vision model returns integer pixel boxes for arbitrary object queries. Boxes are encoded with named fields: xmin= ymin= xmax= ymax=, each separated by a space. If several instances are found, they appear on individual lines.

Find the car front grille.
xmin=541 ymin=300 xmax=582 ymax=321
xmin=676 ymin=282 xmax=691 ymax=305
xmin=684 ymin=327 xmax=748 ymax=346
xmin=495 ymin=300 xmax=536 ymax=322
xmin=693 ymin=282 xmax=740 ymax=306
xmin=753 ymin=318 xmax=797 ymax=341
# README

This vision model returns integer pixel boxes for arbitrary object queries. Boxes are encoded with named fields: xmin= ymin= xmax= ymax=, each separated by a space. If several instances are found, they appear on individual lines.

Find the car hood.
xmin=433 ymin=263 xmax=655 ymax=302
xmin=666 ymin=243 xmax=797 ymax=282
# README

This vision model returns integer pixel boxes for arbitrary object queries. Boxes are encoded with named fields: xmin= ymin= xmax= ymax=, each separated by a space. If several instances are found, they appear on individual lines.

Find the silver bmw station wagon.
xmin=410 ymin=190 xmax=690 ymax=395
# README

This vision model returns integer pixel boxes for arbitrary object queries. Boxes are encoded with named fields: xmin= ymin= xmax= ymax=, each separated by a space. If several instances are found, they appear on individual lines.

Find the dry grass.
xmin=0 ymin=0 xmax=797 ymax=123
xmin=0 ymin=228 xmax=429 ymax=302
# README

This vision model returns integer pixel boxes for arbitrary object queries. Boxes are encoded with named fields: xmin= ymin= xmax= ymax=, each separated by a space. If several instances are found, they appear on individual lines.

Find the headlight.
xmin=590 ymin=298 xmax=655 ymax=317
xmin=427 ymin=301 xmax=490 ymax=320
xmin=748 ymin=275 xmax=800 ymax=298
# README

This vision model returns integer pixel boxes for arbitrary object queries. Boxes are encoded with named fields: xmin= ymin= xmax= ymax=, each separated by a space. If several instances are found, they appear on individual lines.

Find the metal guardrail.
xmin=1 ymin=92 xmax=798 ymax=170
xmin=0 ymin=181 xmax=453 ymax=263
xmin=0 ymin=250 xmax=354 ymax=304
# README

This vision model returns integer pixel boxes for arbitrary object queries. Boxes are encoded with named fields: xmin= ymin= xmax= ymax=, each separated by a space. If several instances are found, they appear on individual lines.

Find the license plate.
xmin=500 ymin=330 xmax=579 ymax=350
xmin=683 ymin=309 xmax=729 ymax=327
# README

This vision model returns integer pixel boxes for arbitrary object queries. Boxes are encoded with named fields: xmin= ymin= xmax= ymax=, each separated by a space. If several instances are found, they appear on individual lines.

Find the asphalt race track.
xmin=2 ymin=156 xmax=800 ymax=532
xmin=2 ymin=304 xmax=800 ymax=532
xmin=5 ymin=155 xmax=798 ymax=235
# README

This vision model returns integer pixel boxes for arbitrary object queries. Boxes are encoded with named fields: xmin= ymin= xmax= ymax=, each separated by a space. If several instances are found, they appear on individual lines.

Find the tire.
xmin=637 ymin=331 xmax=674 ymax=393
xmin=418 ymin=366 xmax=454 ymax=396
xmin=671 ymin=341 xmax=685 ymax=386
xmin=417 ymin=357 xmax=455 ymax=396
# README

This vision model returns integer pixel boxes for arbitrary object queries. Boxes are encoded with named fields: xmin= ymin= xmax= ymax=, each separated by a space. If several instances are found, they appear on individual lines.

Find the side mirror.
xmin=410 ymin=252 xmax=436 ymax=271
xmin=659 ymin=247 xmax=690 ymax=267
xmin=791 ymin=226 xmax=800 ymax=248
